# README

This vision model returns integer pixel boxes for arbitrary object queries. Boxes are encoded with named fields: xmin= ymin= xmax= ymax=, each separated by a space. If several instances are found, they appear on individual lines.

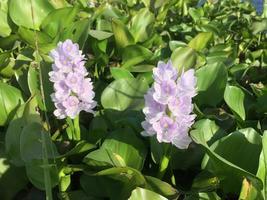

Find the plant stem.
xmin=73 ymin=116 xmax=81 ymax=141
xmin=30 ymin=1 xmax=54 ymax=199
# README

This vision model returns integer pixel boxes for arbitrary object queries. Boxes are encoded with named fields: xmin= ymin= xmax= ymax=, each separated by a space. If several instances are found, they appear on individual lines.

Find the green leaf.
xmin=25 ymin=159 xmax=59 ymax=190
xmin=224 ymin=85 xmax=246 ymax=121
xmin=110 ymin=67 xmax=134 ymax=80
xmin=5 ymin=97 xmax=41 ymax=166
xmin=112 ymin=18 xmax=134 ymax=49
xmin=122 ymin=45 xmax=153 ymax=69
xmin=145 ymin=176 xmax=179 ymax=199
xmin=20 ymin=122 xmax=58 ymax=162
xmin=191 ymin=171 xmax=220 ymax=192
xmin=89 ymin=30 xmax=113 ymax=40
xmin=192 ymin=128 xmax=263 ymax=194
xmin=18 ymin=27 xmax=53 ymax=52
xmin=80 ymin=167 xmax=146 ymax=200
xmin=129 ymin=8 xmax=155 ymax=42
xmin=129 ymin=187 xmax=168 ymax=200
xmin=41 ymin=6 xmax=79 ymax=38
xmin=127 ymin=64 xmax=154 ymax=72
xmin=185 ymin=192 xmax=221 ymax=200
xmin=171 ymin=46 xmax=197 ymax=71
xmin=0 ymin=83 xmax=24 ymax=126
xmin=188 ymin=32 xmax=213 ymax=51
xmin=0 ymin=10 xmax=11 ymax=37
xmin=256 ymin=131 xmax=267 ymax=199
xmin=0 ymin=145 xmax=28 ymax=200
xmin=101 ymin=77 xmax=149 ymax=111
xmin=85 ymin=127 xmax=147 ymax=170
xmin=27 ymin=62 xmax=54 ymax=111
xmin=239 ymin=178 xmax=264 ymax=200
xmin=0 ymin=51 xmax=11 ymax=72
xmin=61 ymin=19 xmax=90 ymax=49
xmin=9 ymin=0 xmax=54 ymax=30
xmin=251 ymin=19 xmax=267 ymax=34
xmin=60 ymin=140 xmax=95 ymax=158
xmin=195 ymin=62 xmax=227 ymax=107
xmin=102 ymin=128 xmax=147 ymax=170
xmin=83 ymin=148 xmax=114 ymax=168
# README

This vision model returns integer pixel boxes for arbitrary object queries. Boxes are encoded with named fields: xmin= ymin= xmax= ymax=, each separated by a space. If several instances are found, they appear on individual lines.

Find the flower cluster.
xmin=141 ymin=61 xmax=197 ymax=149
xmin=49 ymin=39 xmax=96 ymax=119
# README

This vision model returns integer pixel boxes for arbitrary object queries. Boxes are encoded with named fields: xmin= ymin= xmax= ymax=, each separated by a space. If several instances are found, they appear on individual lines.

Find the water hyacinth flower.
xmin=49 ymin=39 xmax=96 ymax=119
xmin=141 ymin=60 xmax=197 ymax=149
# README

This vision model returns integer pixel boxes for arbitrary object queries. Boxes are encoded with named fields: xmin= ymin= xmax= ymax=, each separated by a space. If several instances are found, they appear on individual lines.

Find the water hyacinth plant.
xmin=141 ymin=61 xmax=197 ymax=149
xmin=1 ymin=0 xmax=267 ymax=199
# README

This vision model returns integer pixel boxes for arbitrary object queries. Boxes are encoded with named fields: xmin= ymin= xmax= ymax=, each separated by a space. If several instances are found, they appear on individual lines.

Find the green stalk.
xmin=30 ymin=1 xmax=55 ymax=199
xmin=73 ymin=116 xmax=81 ymax=141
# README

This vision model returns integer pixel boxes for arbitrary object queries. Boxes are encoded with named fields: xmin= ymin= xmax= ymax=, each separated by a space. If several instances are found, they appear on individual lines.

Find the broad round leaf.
xmin=25 ymin=159 xmax=59 ymax=190
xmin=201 ymin=128 xmax=262 ymax=193
xmin=101 ymin=78 xmax=149 ymax=111
xmin=80 ymin=167 xmax=146 ymax=200
xmin=102 ymin=128 xmax=147 ymax=170
xmin=20 ymin=122 xmax=58 ymax=162
xmin=41 ymin=6 xmax=79 ymax=38
xmin=9 ymin=0 xmax=54 ymax=30
xmin=195 ymin=62 xmax=227 ymax=107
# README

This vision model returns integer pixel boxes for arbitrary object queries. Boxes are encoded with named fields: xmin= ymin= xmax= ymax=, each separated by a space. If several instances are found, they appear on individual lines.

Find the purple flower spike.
xmin=141 ymin=60 xmax=197 ymax=149
xmin=49 ymin=40 xmax=96 ymax=119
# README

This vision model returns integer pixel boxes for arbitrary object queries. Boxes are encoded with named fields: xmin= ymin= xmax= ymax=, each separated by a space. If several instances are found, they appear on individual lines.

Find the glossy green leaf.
xmin=61 ymin=141 xmax=95 ymax=158
xmin=89 ymin=30 xmax=113 ymax=40
xmin=80 ymin=167 xmax=146 ymax=200
xmin=0 ymin=10 xmax=11 ymax=37
xmin=112 ymin=18 xmax=134 ymax=49
xmin=129 ymin=187 xmax=167 ymax=200
xmin=188 ymin=32 xmax=213 ymax=51
xmin=41 ymin=6 xmax=79 ymax=38
xmin=0 ymin=83 xmax=24 ymax=126
xmin=18 ymin=27 xmax=53 ymax=52
xmin=224 ymin=85 xmax=246 ymax=121
xmin=195 ymin=62 xmax=227 ymax=107
xmin=192 ymin=128 xmax=262 ymax=194
xmin=9 ymin=0 xmax=54 ymax=30
xmin=5 ymin=97 xmax=41 ymax=166
xmin=122 ymin=45 xmax=153 ymax=69
xmin=101 ymin=77 xmax=149 ymax=111
xmin=130 ymin=8 xmax=155 ymax=42
xmin=85 ymin=127 xmax=147 ymax=170
xmin=110 ymin=67 xmax=134 ymax=80
xmin=61 ymin=19 xmax=90 ymax=49
xmin=145 ymin=176 xmax=179 ymax=199
xmin=101 ymin=128 xmax=147 ymax=170
xmin=171 ymin=46 xmax=197 ymax=71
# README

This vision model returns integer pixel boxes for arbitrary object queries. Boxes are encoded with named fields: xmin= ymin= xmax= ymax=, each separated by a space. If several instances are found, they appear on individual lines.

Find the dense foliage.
xmin=0 ymin=0 xmax=267 ymax=199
